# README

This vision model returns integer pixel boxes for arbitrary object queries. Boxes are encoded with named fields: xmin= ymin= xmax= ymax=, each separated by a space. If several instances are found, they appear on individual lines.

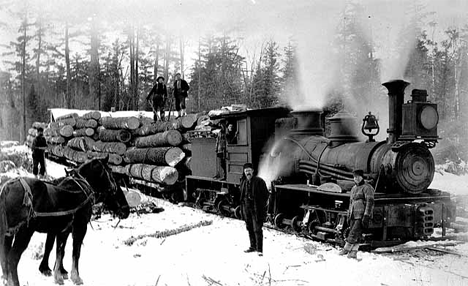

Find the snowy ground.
xmin=1 ymin=145 xmax=468 ymax=286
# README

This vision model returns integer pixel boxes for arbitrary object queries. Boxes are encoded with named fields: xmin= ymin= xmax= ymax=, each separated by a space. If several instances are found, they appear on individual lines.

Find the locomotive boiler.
xmin=270 ymin=79 xmax=455 ymax=247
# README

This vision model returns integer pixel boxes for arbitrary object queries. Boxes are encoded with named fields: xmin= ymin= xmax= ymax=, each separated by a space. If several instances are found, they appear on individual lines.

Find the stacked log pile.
xmin=44 ymin=110 xmax=201 ymax=193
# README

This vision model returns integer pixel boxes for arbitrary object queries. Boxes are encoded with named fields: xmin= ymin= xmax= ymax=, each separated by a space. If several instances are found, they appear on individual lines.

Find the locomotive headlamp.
xmin=362 ymin=112 xmax=380 ymax=142
xmin=419 ymin=105 xmax=438 ymax=130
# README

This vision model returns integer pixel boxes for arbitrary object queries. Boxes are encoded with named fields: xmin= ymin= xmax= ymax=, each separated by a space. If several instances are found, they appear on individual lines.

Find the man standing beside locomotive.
xmin=240 ymin=163 xmax=269 ymax=256
xmin=340 ymin=169 xmax=375 ymax=259
xmin=172 ymin=73 xmax=190 ymax=118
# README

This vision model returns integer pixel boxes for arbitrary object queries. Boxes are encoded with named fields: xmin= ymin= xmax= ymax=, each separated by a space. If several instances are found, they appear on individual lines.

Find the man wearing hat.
xmin=146 ymin=76 xmax=167 ymax=121
xmin=340 ymin=169 xmax=375 ymax=259
xmin=240 ymin=162 xmax=269 ymax=256
xmin=172 ymin=73 xmax=190 ymax=118
xmin=31 ymin=127 xmax=48 ymax=178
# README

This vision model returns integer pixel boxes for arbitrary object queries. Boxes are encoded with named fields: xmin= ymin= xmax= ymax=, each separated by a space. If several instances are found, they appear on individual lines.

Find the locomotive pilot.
xmin=240 ymin=163 xmax=269 ymax=256
xmin=340 ymin=169 xmax=375 ymax=259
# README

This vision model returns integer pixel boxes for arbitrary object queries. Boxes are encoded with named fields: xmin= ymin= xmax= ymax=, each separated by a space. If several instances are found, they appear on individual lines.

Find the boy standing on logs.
xmin=31 ymin=127 xmax=48 ymax=178
xmin=172 ymin=73 xmax=190 ymax=118
xmin=146 ymin=76 xmax=167 ymax=121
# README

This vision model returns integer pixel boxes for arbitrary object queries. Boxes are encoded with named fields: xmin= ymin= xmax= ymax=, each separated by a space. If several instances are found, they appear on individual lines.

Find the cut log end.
xmin=160 ymin=167 xmax=179 ymax=185
xmin=165 ymin=147 xmax=186 ymax=167
xmin=166 ymin=130 xmax=183 ymax=146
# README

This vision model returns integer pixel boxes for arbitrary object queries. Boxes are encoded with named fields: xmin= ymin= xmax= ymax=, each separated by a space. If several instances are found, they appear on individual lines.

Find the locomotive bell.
xmin=361 ymin=112 xmax=380 ymax=142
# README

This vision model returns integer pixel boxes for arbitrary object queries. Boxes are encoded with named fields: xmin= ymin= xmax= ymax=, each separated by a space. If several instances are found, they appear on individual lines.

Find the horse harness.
xmin=1 ymin=176 xmax=94 ymax=236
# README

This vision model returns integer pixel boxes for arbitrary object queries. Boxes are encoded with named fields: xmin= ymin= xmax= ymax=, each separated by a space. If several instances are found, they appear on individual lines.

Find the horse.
xmin=0 ymin=157 xmax=130 ymax=286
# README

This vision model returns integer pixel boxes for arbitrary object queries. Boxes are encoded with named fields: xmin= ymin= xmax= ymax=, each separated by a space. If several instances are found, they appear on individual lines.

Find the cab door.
xmin=226 ymin=117 xmax=251 ymax=183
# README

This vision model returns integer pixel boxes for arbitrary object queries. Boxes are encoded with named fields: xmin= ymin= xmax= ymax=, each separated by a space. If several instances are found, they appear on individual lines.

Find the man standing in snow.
xmin=31 ymin=127 xmax=48 ymax=178
xmin=172 ymin=73 xmax=189 ymax=118
xmin=240 ymin=163 xmax=269 ymax=256
xmin=146 ymin=76 xmax=167 ymax=121
xmin=340 ymin=169 xmax=375 ymax=259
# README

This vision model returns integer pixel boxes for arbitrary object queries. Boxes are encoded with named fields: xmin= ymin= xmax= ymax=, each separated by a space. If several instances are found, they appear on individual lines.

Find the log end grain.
xmin=157 ymin=167 xmax=179 ymax=185
xmin=166 ymin=130 xmax=183 ymax=146
xmin=165 ymin=147 xmax=186 ymax=167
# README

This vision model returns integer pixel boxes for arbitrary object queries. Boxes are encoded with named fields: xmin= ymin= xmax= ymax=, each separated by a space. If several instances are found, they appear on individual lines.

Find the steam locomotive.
xmin=186 ymin=79 xmax=455 ymax=247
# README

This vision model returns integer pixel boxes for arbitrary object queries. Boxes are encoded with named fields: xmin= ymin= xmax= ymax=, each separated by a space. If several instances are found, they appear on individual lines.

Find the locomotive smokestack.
xmin=382 ymin=79 xmax=410 ymax=143
xmin=290 ymin=110 xmax=324 ymax=136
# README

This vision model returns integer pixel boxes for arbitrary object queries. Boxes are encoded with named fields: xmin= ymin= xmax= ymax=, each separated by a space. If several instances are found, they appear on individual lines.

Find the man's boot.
xmin=339 ymin=242 xmax=352 ymax=256
xmin=347 ymin=250 xmax=358 ymax=259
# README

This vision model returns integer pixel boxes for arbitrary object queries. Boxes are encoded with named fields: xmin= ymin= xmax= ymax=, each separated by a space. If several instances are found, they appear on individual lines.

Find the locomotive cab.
xmin=186 ymin=107 xmax=289 ymax=217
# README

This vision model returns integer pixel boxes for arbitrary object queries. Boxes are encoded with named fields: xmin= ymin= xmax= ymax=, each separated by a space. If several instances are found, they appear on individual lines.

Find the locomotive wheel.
xmin=307 ymin=220 xmax=320 ymax=235
xmin=234 ymin=205 xmax=243 ymax=219
xmin=196 ymin=198 xmax=205 ymax=209
xmin=274 ymin=213 xmax=287 ymax=229
xmin=216 ymin=199 xmax=230 ymax=217
xmin=291 ymin=216 xmax=303 ymax=233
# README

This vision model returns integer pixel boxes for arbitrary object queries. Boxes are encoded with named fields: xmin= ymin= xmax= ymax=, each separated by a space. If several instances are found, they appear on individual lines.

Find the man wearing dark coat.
xmin=31 ymin=127 xmax=48 ymax=178
xmin=172 ymin=73 xmax=190 ymax=118
xmin=240 ymin=163 xmax=269 ymax=256
xmin=146 ymin=76 xmax=167 ymax=121
xmin=339 ymin=169 xmax=375 ymax=259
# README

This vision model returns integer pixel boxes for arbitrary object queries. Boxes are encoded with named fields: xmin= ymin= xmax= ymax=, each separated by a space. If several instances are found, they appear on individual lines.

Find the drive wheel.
xmin=307 ymin=220 xmax=320 ymax=235
xmin=274 ymin=213 xmax=287 ymax=229
xmin=196 ymin=198 xmax=205 ymax=209
xmin=234 ymin=205 xmax=242 ymax=219
xmin=217 ymin=199 xmax=230 ymax=217
xmin=291 ymin=216 xmax=303 ymax=233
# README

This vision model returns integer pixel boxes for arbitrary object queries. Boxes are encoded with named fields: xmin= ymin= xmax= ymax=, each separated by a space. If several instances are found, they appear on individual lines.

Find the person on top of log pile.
xmin=339 ymin=169 xmax=375 ymax=259
xmin=31 ymin=127 xmax=48 ymax=178
xmin=172 ymin=73 xmax=190 ymax=118
xmin=240 ymin=163 xmax=269 ymax=257
xmin=214 ymin=121 xmax=227 ymax=180
xmin=146 ymin=76 xmax=167 ymax=121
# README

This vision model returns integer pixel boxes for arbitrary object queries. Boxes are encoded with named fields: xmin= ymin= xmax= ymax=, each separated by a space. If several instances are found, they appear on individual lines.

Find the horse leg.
xmin=70 ymin=225 xmax=87 ymax=285
xmin=8 ymin=227 xmax=34 ymax=286
xmin=39 ymin=233 xmax=55 ymax=276
xmin=53 ymin=231 xmax=69 ymax=285
xmin=0 ymin=235 xmax=12 ymax=285
xmin=57 ymin=234 xmax=69 ymax=279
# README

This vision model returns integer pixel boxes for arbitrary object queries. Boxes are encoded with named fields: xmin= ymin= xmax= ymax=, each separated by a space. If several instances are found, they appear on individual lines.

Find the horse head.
xmin=76 ymin=157 xmax=130 ymax=219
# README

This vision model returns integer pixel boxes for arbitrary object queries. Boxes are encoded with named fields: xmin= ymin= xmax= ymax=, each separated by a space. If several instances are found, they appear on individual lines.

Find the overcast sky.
xmin=1 ymin=0 xmax=467 ymax=110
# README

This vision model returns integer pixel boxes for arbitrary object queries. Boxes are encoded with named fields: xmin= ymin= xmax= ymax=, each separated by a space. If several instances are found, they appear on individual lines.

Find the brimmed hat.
xmin=352 ymin=169 xmax=364 ymax=177
xmin=156 ymin=76 xmax=165 ymax=81
xmin=175 ymin=72 xmax=181 ymax=76
xmin=243 ymin=163 xmax=254 ymax=170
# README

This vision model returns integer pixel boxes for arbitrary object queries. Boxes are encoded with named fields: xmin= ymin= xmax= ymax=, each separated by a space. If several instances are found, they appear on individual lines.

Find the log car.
xmin=185 ymin=107 xmax=289 ymax=217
